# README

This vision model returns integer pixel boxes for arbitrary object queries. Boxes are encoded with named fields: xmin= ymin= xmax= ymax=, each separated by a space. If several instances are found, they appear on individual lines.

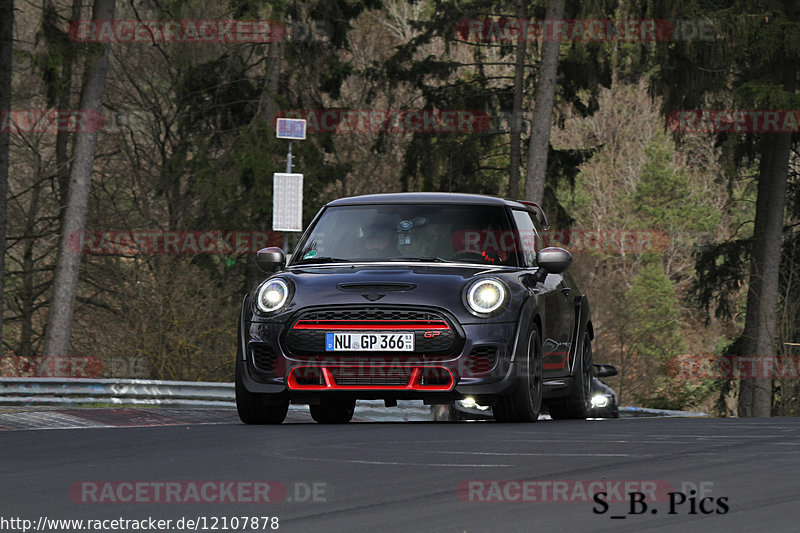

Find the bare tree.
xmin=43 ymin=0 xmax=115 ymax=360
xmin=55 ymin=0 xmax=86 ymax=218
xmin=0 ymin=0 xmax=13 ymax=355
xmin=524 ymin=0 xmax=564 ymax=204
xmin=507 ymin=0 xmax=527 ymax=199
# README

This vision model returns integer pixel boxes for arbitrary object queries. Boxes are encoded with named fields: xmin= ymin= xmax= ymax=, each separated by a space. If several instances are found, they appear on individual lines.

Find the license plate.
xmin=325 ymin=332 xmax=415 ymax=351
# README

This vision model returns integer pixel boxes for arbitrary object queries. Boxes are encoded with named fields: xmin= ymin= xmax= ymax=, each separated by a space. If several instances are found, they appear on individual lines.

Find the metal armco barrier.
xmin=0 ymin=377 xmax=235 ymax=407
xmin=0 ymin=378 xmax=706 ymax=417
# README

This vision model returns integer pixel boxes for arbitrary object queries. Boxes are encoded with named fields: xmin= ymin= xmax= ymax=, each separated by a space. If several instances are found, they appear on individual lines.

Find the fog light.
xmin=591 ymin=394 xmax=609 ymax=408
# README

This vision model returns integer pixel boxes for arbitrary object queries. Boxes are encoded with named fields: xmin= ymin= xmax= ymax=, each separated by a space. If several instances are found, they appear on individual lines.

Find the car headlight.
xmin=466 ymin=278 xmax=506 ymax=315
xmin=591 ymin=394 xmax=610 ymax=409
xmin=256 ymin=278 xmax=291 ymax=314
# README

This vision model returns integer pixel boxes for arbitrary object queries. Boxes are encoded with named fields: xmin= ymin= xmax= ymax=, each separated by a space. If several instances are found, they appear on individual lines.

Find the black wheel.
xmin=548 ymin=329 xmax=593 ymax=420
xmin=235 ymin=363 xmax=289 ymax=424
xmin=309 ymin=398 xmax=356 ymax=424
xmin=493 ymin=329 xmax=543 ymax=422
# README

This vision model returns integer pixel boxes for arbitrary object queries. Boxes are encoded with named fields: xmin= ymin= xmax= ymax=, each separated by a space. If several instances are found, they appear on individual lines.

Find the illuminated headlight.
xmin=256 ymin=278 xmax=290 ymax=314
xmin=466 ymin=279 xmax=506 ymax=315
xmin=591 ymin=394 xmax=610 ymax=409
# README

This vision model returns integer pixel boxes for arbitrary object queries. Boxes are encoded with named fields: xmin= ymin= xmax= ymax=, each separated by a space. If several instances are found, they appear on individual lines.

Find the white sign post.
xmin=272 ymin=173 xmax=304 ymax=232
xmin=272 ymin=118 xmax=307 ymax=249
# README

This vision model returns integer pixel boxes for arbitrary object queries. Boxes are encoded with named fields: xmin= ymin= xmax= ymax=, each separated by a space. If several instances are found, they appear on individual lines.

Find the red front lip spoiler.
xmin=287 ymin=365 xmax=455 ymax=391
xmin=292 ymin=320 xmax=450 ymax=330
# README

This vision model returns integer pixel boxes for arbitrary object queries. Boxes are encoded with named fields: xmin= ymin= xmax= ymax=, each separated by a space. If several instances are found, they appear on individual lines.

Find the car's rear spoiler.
xmin=514 ymin=200 xmax=550 ymax=230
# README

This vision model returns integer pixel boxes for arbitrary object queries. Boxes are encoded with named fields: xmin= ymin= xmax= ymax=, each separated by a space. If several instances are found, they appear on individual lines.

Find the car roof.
xmin=326 ymin=192 xmax=528 ymax=208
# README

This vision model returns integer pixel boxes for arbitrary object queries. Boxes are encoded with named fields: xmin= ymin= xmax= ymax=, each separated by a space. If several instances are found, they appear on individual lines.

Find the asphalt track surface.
xmin=1 ymin=407 xmax=799 ymax=533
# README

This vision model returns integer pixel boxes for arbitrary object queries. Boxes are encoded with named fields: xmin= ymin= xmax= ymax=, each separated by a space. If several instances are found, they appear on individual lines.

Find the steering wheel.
xmin=453 ymin=251 xmax=490 ymax=263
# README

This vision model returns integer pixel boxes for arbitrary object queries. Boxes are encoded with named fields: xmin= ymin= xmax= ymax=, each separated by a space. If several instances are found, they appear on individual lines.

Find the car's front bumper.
xmin=240 ymin=314 xmax=524 ymax=402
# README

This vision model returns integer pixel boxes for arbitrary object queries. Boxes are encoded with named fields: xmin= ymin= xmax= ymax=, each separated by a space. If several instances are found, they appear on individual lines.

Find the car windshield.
xmin=292 ymin=203 xmax=523 ymax=266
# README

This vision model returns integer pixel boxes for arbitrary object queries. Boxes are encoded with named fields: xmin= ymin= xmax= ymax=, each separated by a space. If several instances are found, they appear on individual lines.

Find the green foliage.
xmin=376 ymin=0 xmax=617 ymax=196
xmin=624 ymin=260 xmax=686 ymax=362
xmin=634 ymin=137 xmax=719 ymax=236
xmin=692 ymin=239 xmax=750 ymax=321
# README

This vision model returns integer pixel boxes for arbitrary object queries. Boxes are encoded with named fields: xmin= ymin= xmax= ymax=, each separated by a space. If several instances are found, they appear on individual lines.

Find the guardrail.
xmin=0 ymin=377 xmax=235 ymax=407
xmin=0 ymin=378 xmax=707 ymax=418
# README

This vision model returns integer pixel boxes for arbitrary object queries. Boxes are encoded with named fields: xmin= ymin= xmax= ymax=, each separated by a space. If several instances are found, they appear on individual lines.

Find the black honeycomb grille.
xmin=299 ymin=308 xmax=442 ymax=322
xmin=284 ymin=307 xmax=460 ymax=356
xmin=250 ymin=343 xmax=278 ymax=374
xmin=464 ymin=345 xmax=499 ymax=376
xmin=330 ymin=367 xmax=412 ymax=386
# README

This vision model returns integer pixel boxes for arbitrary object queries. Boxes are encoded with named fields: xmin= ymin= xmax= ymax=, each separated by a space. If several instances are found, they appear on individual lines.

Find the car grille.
xmin=330 ymin=367 xmax=411 ymax=387
xmin=297 ymin=308 xmax=442 ymax=322
xmin=284 ymin=306 xmax=460 ymax=356
xmin=288 ymin=365 xmax=454 ymax=390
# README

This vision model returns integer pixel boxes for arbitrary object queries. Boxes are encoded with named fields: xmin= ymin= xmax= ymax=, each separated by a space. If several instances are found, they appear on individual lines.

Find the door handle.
xmin=561 ymin=287 xmax=571 ymax=296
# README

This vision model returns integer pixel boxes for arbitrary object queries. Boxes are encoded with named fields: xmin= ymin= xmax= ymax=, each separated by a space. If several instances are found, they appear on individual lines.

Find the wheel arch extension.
xmin=239 ymin=293 xmax=250 ymax=360
xmin=574 ymin=294 xmax=592 ymax=336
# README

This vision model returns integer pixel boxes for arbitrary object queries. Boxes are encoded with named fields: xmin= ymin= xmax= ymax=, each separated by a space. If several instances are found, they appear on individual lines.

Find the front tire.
xmin=235 ymin=363 xmax=289 ymax=424
xmin=548 ymin=329 xmax=593 ymax=420
xmin=493 ymin=329 xmax=543 ymax=422
xmin=309 ymin=398 xmax=356 ymax=424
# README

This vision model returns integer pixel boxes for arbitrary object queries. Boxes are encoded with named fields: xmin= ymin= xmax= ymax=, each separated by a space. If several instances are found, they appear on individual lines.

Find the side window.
xmin=511 ymin=210 xmax=539 ymax=266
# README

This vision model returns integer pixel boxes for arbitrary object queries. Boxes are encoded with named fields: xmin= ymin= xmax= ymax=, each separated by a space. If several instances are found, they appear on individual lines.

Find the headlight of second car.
xmin=591 ymin=394 xmax=610 ymax=409
xmin=465 ymin=278 xmax=507 ymax=315
xmin=256 ymin=278 xmax=291 ymax=314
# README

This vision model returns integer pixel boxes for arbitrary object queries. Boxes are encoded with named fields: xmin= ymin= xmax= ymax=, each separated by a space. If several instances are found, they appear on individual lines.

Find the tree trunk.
xmin=737 ymin=133 xmax=792 ymax=417
xmin=250 ymin=39 xmax=283 ymax=134
xmin=524 ymin=0 xmax=564 ymax=204
xmin=507 ymin=0 xmax=528 ymax=199
xmin=19 ymin=179 xmax=43 ymax=358
xmin=43 ymin=0 xmax=115 ymax=362
xmin=0 ymin=0 xmax=13 ymax=357
xmin=55 ymin=0 xmax=85 ymax=218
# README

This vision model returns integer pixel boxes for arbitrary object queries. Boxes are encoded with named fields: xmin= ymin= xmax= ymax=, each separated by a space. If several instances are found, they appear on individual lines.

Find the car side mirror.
xmin=594 ymin=364 xmax=618 ymax=378
xmin=256 ymin=247 xmax=286 ymax=273
xmin=531 ymin=247 xmax=572 ymax=283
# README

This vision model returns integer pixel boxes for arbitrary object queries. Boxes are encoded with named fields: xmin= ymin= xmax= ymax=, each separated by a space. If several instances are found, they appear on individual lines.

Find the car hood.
xmin=257 ymin=262 xmax=528 ymax=324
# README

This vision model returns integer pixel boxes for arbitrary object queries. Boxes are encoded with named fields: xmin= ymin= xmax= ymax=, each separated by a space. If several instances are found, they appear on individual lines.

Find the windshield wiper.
xmin=387 ymin=256 xmax=451 ymax=263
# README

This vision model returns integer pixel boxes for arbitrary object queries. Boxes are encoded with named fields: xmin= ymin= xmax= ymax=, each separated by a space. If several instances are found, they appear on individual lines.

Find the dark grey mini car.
xmin=235 ymin=192 xmax=595 ymax=424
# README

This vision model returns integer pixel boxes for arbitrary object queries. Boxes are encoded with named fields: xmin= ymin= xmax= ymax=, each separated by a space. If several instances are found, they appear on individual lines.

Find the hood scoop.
xmin=336 ymin=282 xmax=417 ymax=293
